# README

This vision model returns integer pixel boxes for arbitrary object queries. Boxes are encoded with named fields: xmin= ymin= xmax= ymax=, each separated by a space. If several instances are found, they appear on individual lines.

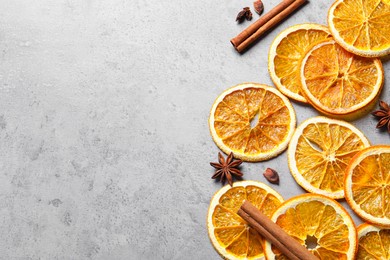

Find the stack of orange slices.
xmin=299 ymin=40 xmax=383 ymax=120
xmin=267 ymin=0 xmax=389 ymax=120
xmin=207 ymin=0 xmax=390 ymax=259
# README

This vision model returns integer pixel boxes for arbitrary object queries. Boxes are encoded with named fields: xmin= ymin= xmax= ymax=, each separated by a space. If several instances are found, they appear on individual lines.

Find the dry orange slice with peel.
xmin=328 ymin=0 xmax=390 ymax=57
xmin=300 ymin=40 xmax=384 ymax=120
xmin=264 ymin=193 xmax=358 ymax=259
xmin=209 ymin=83 xmax=296 ymax=162
xmin=344 ymin=145 xmax=390 ymax=227
xmin=207 ymin=181 xmax=284 ymax=260
xmin=288 ymin=116 xmax=370 ymax=199
xmin=356 ymin=223 xmax=390 ymax=259
xmin=269 ymin=23 xmax=332 ymax=103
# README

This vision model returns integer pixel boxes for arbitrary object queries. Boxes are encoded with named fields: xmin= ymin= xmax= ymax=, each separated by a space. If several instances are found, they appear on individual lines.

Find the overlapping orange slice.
xmin=269 ymin=23 xmax=332 ymax=103
xmin=345 ymin=145 xmax=390 ymax=227
xmin=328 ymin=0 xmax=390 ymax=57
xmin=300 ymin=40 xmax=383 ymax=120
xmin=207 ymin=181 xmax=284 ymax=259
xmin=264 ymin=194 xmax=357 ymax=259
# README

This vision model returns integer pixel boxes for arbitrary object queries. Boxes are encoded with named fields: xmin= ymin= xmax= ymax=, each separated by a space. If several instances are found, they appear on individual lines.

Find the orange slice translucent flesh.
xmin=215 ymin=226 xmax=246 ymax=247
xmin=226 ymin=229 xmax=249 ymax=257
xmin=357 ymin=229 xmax=390 ymax=259
xmin=247 ymin=229 xmax=264 ymax=258
xmin=332 ymin=0 xmax=390 ymax=51
xmin=212 ymin=186 xmax=283 ymax=258
xmin=295 ymin=122 xmax=367 ymax=192
xmin=212 ymin=205 xmax=246 ymax=227
xmin=303 ymin=42 xmax=379 ymax=110
xmin=274 ymin=201 xmax=350 ymax=258
xmin=351 ymin=152 xmax=390 ymax=218
xmin=214 ymin=88 xmax=291 ymax=155
xmin=274 ymin=29 xmax=331 ymax=96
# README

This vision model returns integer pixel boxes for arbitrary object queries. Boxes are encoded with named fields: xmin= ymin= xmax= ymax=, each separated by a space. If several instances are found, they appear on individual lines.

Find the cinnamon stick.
xmin=238 ymin=201 xmax=318 ymax=260
xmin=231 ymin=0 xmax=295 ymax=47
xmin=231 ymin=0 xmax=307 ymax=53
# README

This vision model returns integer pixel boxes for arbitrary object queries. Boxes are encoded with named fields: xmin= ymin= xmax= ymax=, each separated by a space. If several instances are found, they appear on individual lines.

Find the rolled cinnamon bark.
xmin=238 ymin=200 xmax=318 ymax=260
xmin=231 ymin=0 xmax=307 ymax=53
xmin=231 ymin=0 xmax=295 ymax=48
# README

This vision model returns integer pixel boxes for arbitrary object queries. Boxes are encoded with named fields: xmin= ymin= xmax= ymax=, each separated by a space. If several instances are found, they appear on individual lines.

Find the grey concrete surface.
xmin=0 ymin=0 xmax=388 ymax=259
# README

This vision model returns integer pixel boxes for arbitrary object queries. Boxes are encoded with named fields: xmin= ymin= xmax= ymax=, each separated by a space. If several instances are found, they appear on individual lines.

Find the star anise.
xmin=236 ymin=7 xmax=252 ymax=23
xmin=210 ymin=152 xmax=243 ymax=186
xmin=372 ymin=101 xmax=390 ymax=133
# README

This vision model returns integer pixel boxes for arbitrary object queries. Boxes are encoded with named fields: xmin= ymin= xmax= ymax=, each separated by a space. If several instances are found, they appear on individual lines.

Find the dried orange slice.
xmin=345 ymin=145 xmax=390 ymax=227
xmin=264 ymin=194 xmax=357 ymax=260
xmin=356 ymin=223 xmax=390 ymax=259
xmin=269 ymin=23 xmax=332 ymax=103
xmin=328 ymin=0 xmax=390 ymax=57
xmin=300 ymin=40 xmax=383 ymax=120
xmin=207 ymin=181 xmax=284 ymax=260
xmin=288 ymin=116 xmax=370 ymax=199
xmin=209 ymin=83 xmax=296 ymax=162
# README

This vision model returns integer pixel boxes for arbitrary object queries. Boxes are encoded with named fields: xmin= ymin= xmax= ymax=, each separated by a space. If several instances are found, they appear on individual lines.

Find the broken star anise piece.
xmin=372 ymin=101 xmax=390 ymax=133
xmin=236 ymin=7 xmax=252 ymax=23
xmin=210 ymin=152 xmax=243 ymax=186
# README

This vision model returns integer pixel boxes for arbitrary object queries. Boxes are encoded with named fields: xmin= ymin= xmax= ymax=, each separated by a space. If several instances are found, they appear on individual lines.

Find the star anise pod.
xmin=210 ymin=152 xmax=243 ymax=186
xmin=236 ymin=7 xmax=252 ymax=23
xmin=372 ymin=101 xmax=390 ymax=133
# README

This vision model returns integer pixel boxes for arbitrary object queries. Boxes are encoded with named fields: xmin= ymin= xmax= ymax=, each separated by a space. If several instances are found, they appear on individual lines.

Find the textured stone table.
xmin=0 ymin=0 xmax=388 ymax=259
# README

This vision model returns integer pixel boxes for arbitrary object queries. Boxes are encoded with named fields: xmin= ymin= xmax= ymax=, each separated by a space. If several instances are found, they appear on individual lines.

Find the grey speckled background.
xmin=0 ymin=0 xmax=388 ymax=259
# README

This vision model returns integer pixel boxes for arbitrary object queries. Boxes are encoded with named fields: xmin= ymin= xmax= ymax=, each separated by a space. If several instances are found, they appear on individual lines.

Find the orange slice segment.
xmin=268 ymin=23 xmax=332 ymax=103
xmin=345 ymin=145 xmax=390 ymax=227
xmin=356 ymin=223 xmax=390 ymax=259
xmin=288 ymin=116 xmax=370 ymax=199
xmin=209 ymin=83 xmax=296 ymax=162
xmin=264 ymin=194 xmax=357 ymax=260
xmin=328 ymin=0 xmax=390 ymax=57
xmin=300 ymin=40 xmax=383 ymax=120
xmin=207 ymin=181 xmax=284 ymax=259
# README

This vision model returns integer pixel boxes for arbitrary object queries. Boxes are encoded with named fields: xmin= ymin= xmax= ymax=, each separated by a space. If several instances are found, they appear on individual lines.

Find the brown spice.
xmin=210 ymin=152 xmax=243 ymax=186
xmin=231 ymin=0 xmax=307 ymax=52
xmin=254 ymin=0 xmax=264 ymax=15
xmin=263 ymin=168 xmax=279 ymax=184
xmin=237 ymin=201 xmax=318 ymax=260
xmin=372 ymin=101 xmax=390 ymax=133
xmin=236 ymin=7 xmax=252 ymax=23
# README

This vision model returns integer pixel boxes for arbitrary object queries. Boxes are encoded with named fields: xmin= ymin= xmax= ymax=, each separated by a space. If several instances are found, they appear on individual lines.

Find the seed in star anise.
xmin=236 ymin=7 xmax=252 ymax=23
xmin=210 ymin=152 xmax=243 ymax=186
xmin=254 ymin=0 xmax=264 ymax=15
xmin=372 ymin=101 xmax=390 ymax=133
xmin=263 ymin=168 xmax=279 ymax=184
